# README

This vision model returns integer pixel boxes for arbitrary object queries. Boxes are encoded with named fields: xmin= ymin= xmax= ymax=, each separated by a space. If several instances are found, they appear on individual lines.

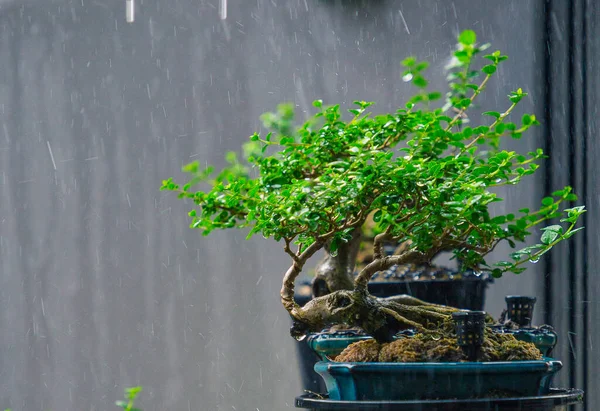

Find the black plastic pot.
xmin=505 ymin=296 xmax=537 ymax=327
xmin=368 ymin=276 xmax=492 ymax=310
xmin=452 ymin=310 xmax=486 ymax=361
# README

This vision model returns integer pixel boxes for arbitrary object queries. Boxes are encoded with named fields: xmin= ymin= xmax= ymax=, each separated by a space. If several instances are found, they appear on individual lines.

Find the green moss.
xmin=379 ymin=338 xmax=426 ymax=362
xmin=335 ymin=339 xmax=381 ymax=362
xmin=498 ymin=339 xmax=542 ymax=361
xmin=425 ymin=338 xmax=465 ymax=362
xmin=334 ymin=331 xmax=542 ymax=363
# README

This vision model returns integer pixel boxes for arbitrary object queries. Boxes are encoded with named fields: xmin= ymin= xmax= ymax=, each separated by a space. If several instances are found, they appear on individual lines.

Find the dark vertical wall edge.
xmin=543 ymin=0 xmax=596 ymax=409
xmin=566 ymin=0 xmax=577 ymax=396
xmin=580 ymin=1 xmax=589 ymax=408
xmin=541 ymin=0 xmax=553 ymax=328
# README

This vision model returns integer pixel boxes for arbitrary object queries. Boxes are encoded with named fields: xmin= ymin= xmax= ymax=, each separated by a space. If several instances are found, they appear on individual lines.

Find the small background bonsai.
xmin=162 ymin=30 xmax=584 ymax=355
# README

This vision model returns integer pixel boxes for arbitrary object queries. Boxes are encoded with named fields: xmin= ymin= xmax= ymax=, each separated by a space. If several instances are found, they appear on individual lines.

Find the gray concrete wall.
xmin=0 ymin=1 xmax=545 ymax=410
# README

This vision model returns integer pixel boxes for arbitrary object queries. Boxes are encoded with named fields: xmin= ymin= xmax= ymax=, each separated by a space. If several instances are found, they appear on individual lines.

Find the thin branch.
xmin=174 ymin=187 xmax=249 ymax=220
xmin=486 ymin=238 xmax=503 ymax=255
xmin=354 ymin=249 xmax=427 ymax=290
xmin=375 ymin=131 xmax=404 ymax=151
xmin=373 ymin=226 xmax=393 ymax=260
xmin=445 ymin=73 xmax=492 ymax=132
xmin=461 ymin=101 xmax=518 ymax=153
xmin=281 ymin=207 xmax=370 ymax=314
xmin=280 ymin=239 xmax=325 ymax=313
xmin=402 ymin=216 xmax=429 ymax=235
xmin=283 ymin=237 xmax=299 ymax=263
xmin=504 ymin=221 xmax=578 ymax=272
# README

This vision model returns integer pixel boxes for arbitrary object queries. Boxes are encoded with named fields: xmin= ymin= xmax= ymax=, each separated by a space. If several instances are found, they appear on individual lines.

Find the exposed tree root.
xmin=290 ymin=289 xmax=462 ymax=343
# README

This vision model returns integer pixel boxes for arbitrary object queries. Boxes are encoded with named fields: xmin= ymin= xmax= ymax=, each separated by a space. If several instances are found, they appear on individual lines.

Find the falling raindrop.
xmin=402 ymin=73 xmax=413 ymax=82
xmin=126 ymin=0 xmax=135 ymax=23
xmin=219 ymin=0 xmax=227 ymax=20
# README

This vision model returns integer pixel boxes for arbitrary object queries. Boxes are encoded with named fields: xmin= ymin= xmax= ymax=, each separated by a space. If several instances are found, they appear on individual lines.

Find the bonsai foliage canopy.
xmin=161 ymin=30 xmax=585 ymax=339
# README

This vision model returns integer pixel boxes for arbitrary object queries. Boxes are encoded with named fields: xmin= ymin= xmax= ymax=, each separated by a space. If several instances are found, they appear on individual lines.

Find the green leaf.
xmin=415 ymin=61 xmax=429 ymax=72
xmin=453 ymin=50 xmax=469 ymax=62
xmin=483 ymin=111 xmax=501 ymax=119
xmin=508 ymin=88 xmax=527 ymax=103
xmin=491 ymin=215 xmax=506 ymax=224
xmin=458 ymin=30 xmax=477 ymax=46
xmin=329 ymin=238 xmax=339 ymax=256
xmin=428 ymin=163 xmax=442 ymax=176
xmin=540 ymin=224 xmax=564 ymax=245
xmin=566 ymin=193 xmax=578 ymax=201
xmin=458 ymin=98 xmax=471 ymax=108
xmin=510 ymin=252 xmax=524 ymax=261
xmin=562 ymin=227 xmax=584 ymax=239
xmin=541 ymin=197 xmax=554 ymax=206
xmin=225 ymin=151 xmax=238 ymax=164
xmin=541 ymin=229 xmax=560 ymax=245
xmin=401 ymin=56 xmax=416 ymax=67
xmin=413 ymin=76 xmax=428 ymax=88
xmin=182 ymin=161 xmax=199 ymax=173
xmin=427 ymin=92 xmax=442 ymax=101
xmin=373 ymin=210 xmax=383 ymax=222
xmin=482 ymin=65 xmax=497 ymax=75
xmin=565 ymin=205 xmax=586 ymax=217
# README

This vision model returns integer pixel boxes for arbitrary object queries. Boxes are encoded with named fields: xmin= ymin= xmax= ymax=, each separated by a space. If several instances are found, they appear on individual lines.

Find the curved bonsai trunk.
xmin=311 ymin=228 xmax=362 ymax=297
xmin=282 ymin=236 xmax=462 ymax=343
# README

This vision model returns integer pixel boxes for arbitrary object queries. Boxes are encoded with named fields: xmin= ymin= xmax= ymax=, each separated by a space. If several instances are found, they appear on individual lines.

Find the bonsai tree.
xmin=161 ymin=30 xmax=584 ymax=343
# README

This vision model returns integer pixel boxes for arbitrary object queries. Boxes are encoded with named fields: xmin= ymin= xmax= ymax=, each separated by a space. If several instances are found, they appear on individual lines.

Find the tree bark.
xmin=311 ymin=228 xmax=362 ymax=297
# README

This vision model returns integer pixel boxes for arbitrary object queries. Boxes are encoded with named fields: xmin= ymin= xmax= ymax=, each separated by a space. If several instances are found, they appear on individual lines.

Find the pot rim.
xmin=316 ymin=357 xmax=561 ymax=373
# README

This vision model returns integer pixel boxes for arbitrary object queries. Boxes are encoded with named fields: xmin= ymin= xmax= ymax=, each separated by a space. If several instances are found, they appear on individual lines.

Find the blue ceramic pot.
xmin=306 ymin=330 xmax=417 ymax=361
xmin=306 ymin=332 xmax=372 ymax=361
xmin=492 ymin=326 xmax=558 ymax=357
xmin=512 ymin=328 xmax=558 ymax=357
xmin=314 ymin=358 xmax=562 ymax=401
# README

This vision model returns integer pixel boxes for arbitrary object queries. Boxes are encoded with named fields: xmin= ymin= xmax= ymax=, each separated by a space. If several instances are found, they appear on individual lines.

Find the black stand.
xmin=295 ymin=388 xmax=583 ymax=411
